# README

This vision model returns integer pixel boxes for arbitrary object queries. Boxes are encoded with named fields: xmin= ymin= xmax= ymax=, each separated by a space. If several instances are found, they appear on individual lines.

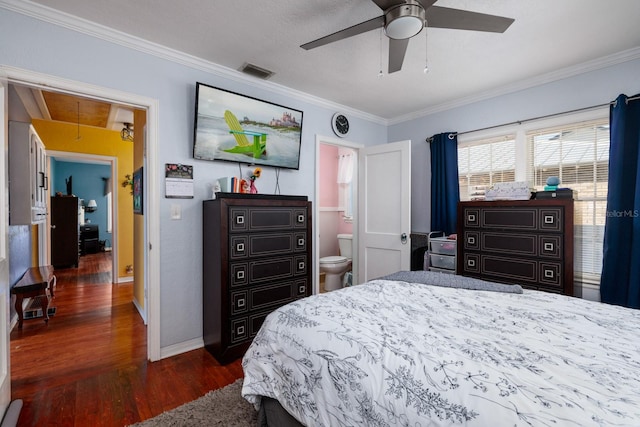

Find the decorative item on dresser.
xmin=457 ymin=199 xmax=576 ymax=296
xmin=202 ymin=193 xmax=312 ymax=364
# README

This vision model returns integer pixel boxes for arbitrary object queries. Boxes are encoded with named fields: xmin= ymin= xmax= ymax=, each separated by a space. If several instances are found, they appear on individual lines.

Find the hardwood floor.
xmin=10 ymin=252 xmax=243 ymax=426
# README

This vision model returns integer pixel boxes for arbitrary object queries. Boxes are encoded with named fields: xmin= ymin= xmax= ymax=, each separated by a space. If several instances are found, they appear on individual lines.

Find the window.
xmin=457 ymin=112 xmax=609 ymax=288
xmin=528 ymin=119 xmax=609 ymax=284
xmin=458 ymin=135 xmax=516 ymax=201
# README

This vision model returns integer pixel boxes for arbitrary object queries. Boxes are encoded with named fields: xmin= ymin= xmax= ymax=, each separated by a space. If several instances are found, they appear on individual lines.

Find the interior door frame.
xmin=1 ymin=65 xmax=161 ymax=361
xmin=314 ymin=134 xmax=363 ymax=293
xmin=46 ymin=151 xmax=118 ymax=284
xmin=0 ymin=74 xmax=12 ymax=418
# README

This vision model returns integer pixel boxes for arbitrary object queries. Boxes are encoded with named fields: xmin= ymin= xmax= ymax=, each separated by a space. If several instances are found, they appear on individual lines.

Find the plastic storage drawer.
xmin=429 ymin=237 xmax=457 ymax=256
xmin=428 ymin=253 xmax=456 ymax=270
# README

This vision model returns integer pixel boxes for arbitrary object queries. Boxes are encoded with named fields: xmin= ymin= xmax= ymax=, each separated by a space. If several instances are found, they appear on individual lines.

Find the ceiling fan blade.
xmin=388 ymin=38 xmax=410 ymax=74
xmin=301 ymin=16 xmax=384 ymax=50
xmin=370 ymin=0 xmax=405 ymax=11
xmin=414 ymin=0 xmax=438 ymax=11
xmin=427 ymin=6 xmax=514 ymax=33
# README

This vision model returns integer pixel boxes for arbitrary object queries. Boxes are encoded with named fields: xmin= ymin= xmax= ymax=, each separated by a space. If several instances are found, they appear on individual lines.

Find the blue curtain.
xmin=600 ymin=94 xmax=640 ymax=309
xmin=430 ymin=132 xmax=459 ymax=235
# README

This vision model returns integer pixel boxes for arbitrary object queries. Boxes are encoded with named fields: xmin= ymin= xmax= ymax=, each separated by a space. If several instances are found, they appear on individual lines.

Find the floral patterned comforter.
xmin=241 ymin=278 xmax=640 ymax=426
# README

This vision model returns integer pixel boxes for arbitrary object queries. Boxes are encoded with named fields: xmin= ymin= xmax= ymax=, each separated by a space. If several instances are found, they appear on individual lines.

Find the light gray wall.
xmin=390 ymin=58 xmax=640 ymax=233
xmin=0 ymin=9 xmax=387 ymax=349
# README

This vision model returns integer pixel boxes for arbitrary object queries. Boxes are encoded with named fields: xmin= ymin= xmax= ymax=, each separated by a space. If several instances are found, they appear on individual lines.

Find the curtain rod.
xmin=425 ymin=94 xmax=640 ymax=143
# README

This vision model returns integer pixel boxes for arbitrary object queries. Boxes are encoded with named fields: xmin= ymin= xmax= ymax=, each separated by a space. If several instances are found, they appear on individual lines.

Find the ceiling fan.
xmin=301 ymin=0 xmax=514 ymax=74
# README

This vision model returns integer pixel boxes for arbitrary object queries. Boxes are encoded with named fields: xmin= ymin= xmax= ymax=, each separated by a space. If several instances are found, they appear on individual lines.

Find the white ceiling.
xmin=14 ymin=0 xmax=640 ymax=121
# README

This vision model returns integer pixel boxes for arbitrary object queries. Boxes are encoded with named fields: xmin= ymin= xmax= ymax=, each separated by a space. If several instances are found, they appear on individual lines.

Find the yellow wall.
xmin=132 ymin=110 xmax=146 ymax=309
xmin=32 ymin=119 xmax=134 ymax=279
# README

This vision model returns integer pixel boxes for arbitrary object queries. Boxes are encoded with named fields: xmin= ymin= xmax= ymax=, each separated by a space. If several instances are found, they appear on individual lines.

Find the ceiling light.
xmin=385 ymin=3 xmax=425 ymax=40
xmin=121 ymin=122 xmax=134 ymax=142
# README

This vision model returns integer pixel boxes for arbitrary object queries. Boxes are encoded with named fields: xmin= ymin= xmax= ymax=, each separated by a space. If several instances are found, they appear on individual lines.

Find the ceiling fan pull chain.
xmin=424 ymin=22 xmax=429 ymax=74
xmin=378 ymin=28 xmax=384 ymax=78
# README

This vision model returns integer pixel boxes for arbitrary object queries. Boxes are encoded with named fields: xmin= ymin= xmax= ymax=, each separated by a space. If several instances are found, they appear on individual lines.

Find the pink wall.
xmin=319 ymin=144 xmax=339 ymax=207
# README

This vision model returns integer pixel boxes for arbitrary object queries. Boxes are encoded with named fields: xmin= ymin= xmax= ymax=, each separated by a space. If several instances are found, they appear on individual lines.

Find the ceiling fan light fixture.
xmin=384 ymin=3 xmax=425 ymax=40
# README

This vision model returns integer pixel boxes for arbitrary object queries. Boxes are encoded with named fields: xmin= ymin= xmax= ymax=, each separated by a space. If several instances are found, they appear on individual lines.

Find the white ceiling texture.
xmin=9 ymin=0 xmax=640 ymax=122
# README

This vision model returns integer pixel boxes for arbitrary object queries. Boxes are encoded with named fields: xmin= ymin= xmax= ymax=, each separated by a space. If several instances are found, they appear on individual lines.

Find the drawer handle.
xmin=468 ymin=259 xmax=476 ymax=268
xmin=235 ymin=325 xmax=245 ymax=336
xmin=297 ymin=214 xmax=305 ymax=223
xmin=236 ymin=215 xmax=245 ymax=225
xmin=544 ymin=242 xmax=554 ymax=251
xmin=298 ymin=284 xmax=306 ymax=294
xmin=467 ymin=236 xmax=475 ymax=245
xmin=237 ymin=298 xmax=245 ymax=308
xmin=236 ymin=242 xmax=245 ymax=252
xmin=298 ymin=238 xmax=305 ymax=246
xmin=544 ymin=215 xmax=554 ymax=224
xmin=544 ymin=269 xmax=555 ymax=278
xmin=298 ymin=261 xmax=305 ymax=270
xmin=237 ymin=270 xmax=245 ymax=280
xmin=468 ymin=213 xmax=476 ymax=222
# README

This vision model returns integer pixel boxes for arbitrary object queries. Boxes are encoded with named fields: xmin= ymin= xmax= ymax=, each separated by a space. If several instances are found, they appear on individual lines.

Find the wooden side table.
xmin=11 ymin=265 xmax=55 ymax=328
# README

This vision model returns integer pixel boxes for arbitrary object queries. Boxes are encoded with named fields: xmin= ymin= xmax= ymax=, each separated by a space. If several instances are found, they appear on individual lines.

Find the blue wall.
xmin=52 ymin=160 xmax=112 ymax=244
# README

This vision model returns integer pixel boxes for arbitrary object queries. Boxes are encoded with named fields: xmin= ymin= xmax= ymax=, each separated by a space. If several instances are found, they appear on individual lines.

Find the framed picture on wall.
xmin=133 ymin=167 xmax=143 ymax=215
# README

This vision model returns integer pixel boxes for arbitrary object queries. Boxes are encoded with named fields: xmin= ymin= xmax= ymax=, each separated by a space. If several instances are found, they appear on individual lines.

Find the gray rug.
xmin=130 ymin=378 xmax=258 ymax=426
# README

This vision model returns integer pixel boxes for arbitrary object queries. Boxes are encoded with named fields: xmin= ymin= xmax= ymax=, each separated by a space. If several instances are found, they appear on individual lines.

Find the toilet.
xmin=320 ymin=234 xmax=352 ymax=291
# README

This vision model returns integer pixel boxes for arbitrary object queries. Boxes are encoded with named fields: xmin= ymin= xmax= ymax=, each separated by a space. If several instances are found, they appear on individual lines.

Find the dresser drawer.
xmin=230 ymin=232 xmax=307 ymax=259
xmin=229 ymin=207 xmax=307 ymax=232
xmin=230 ymin=281 xmax=296 ymax=314
xmin=464 ymin=206 xmax=565 ymax=232
xmin=230 ymin=255 xmax=308 ymax=287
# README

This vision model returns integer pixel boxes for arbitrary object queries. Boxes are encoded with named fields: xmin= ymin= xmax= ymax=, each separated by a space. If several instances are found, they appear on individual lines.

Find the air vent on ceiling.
xmin=239 ymin=63 xmax=275 ymax=80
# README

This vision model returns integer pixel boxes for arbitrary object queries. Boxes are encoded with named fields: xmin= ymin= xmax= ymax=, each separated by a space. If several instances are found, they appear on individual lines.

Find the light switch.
xmin=171 ymin=204 xmax=181 ymax=220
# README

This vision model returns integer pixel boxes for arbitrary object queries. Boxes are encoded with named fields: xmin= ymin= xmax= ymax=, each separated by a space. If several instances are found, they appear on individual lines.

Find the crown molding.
xmin=0 ymin=0 xmax=386 ymax=125
xmin=389 ymin=46 xmax=640 ymax=125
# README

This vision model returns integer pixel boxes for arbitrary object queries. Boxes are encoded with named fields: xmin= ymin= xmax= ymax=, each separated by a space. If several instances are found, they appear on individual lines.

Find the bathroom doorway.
xmin=315 ymin=135 xmax=362 ymax=294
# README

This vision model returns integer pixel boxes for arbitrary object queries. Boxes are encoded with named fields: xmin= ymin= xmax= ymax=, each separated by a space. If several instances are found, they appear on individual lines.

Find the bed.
xmin=241 ymin=271 xmax=640 ymax=426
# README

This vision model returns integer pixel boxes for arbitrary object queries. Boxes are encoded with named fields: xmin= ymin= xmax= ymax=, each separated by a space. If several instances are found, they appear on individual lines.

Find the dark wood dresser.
xmin=203 ymin=193 xmax=312 ymax=364
xmin=457 ymin=199 xmax=575 ymax=296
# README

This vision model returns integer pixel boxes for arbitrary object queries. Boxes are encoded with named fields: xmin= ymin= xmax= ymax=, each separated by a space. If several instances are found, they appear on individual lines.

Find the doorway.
xmin=315 ymin=135 xmax=363 ymax=293
xmin=2 ymin=66 xmax=160 ymax=361
xmin=47 ymin=151 xmax=118 ymax=283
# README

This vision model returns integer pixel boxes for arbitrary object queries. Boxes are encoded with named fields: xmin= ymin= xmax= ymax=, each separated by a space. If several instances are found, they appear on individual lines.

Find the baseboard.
xmin=160 ymin=337 xmax=204 ymax=360
xmin=132 ymin=297 xmax=147 ymax=325
xmin=118 ymin=276 xmax=134 ymax=284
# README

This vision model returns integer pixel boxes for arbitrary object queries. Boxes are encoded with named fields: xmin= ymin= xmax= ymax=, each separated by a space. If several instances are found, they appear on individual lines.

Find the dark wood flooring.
xmin=10 ymin=252 xmax=243 ymax=426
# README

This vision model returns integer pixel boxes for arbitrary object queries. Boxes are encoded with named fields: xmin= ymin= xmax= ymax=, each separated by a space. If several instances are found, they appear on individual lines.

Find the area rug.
xmin=130 ymin=378 xmax=258 ymax=426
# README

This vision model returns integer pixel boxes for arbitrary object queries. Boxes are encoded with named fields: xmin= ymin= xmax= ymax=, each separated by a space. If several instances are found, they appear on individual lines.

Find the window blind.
xmin=458 ymin=135 xmax=516 ymax=201
xmin=527 ymin=119 xmax=609 ymax=282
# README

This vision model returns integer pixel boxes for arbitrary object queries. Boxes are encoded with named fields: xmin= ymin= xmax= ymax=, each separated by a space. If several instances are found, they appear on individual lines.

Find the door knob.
xmin=400 ymin=233 xmax=408 ymax=244
xmin=51 ymin=225 xmax=56 ymax=229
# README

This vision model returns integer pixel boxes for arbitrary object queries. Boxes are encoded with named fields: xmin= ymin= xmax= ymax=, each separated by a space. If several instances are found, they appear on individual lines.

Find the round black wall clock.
xmin=331 ymin=113 xmax=350 ymax=137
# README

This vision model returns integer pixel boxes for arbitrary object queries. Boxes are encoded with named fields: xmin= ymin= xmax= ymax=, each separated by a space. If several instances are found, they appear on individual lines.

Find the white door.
xmin=0 ymin=79 xmax=13 ymax=414
xmin=358 ymin=140 xmax=411 ymax=282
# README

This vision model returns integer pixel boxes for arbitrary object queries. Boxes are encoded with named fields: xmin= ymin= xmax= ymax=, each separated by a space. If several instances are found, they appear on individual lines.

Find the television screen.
xmin=193 ymin=82 xmax=303 ymax=170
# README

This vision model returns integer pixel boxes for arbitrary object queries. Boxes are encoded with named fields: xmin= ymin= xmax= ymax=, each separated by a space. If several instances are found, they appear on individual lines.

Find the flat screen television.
xmin=193 ymin=82 xmax=303 ymax=170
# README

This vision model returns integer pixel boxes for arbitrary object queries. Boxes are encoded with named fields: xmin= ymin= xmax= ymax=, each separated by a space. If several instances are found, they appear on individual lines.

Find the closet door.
xmin=51 ymin=196 xmax=79 ymax=268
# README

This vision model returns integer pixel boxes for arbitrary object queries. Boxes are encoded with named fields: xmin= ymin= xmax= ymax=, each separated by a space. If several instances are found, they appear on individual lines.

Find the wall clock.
xmin=331 ymin=113 xmax=350 ymax=137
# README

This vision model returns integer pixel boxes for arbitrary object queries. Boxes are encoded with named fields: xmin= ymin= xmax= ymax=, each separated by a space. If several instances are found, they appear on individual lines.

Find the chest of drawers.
xmin=203 ymin=193 xmax=312 ymax=364
xmin=457 ymin=199 xmax=575 ymax=295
